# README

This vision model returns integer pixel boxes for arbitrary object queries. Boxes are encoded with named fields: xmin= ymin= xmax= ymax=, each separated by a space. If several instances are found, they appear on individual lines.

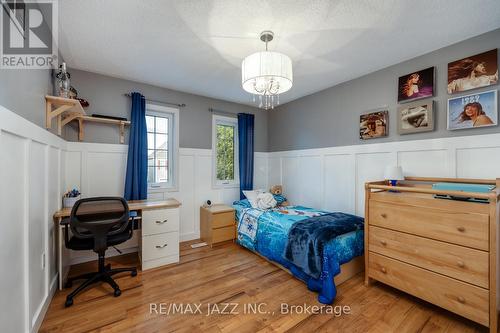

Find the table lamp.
xmin=384 ymin=166 xmax=404 ymax=187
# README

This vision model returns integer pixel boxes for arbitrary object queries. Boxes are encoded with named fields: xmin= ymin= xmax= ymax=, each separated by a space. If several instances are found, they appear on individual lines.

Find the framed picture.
xmin=447 ymin=90 xmax=497 ymax=130
xmin=397 ymin=67 xmax=434 ymax=103
xmin=360 ymin=110 xmax=388 ymax=140
xmin=397 ymin=100 xmax=434 ymax=135
xmin=447 ymin=49 xmax=498 ymax=94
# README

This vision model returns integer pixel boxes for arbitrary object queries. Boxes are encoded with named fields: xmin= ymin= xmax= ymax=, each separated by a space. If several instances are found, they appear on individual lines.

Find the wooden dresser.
xmin=200 ymin=204 xmax=236 ymax=247
xmin=365 ymin=177 xmax=500 ymax=332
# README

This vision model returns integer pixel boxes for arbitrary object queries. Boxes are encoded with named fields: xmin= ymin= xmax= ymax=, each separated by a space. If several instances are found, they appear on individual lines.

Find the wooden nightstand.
xmin=200 ymin=204 xmax=236 ymax=247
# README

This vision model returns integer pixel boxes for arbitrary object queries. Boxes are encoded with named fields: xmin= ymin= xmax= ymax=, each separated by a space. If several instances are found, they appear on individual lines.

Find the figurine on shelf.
xmin=55 ymin=62 xmax=71 ymax=98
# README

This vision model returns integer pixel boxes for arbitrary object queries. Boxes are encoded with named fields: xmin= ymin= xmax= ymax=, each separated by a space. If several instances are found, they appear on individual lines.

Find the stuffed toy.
xmin=269 ymin=185 xmax=289 ymax=206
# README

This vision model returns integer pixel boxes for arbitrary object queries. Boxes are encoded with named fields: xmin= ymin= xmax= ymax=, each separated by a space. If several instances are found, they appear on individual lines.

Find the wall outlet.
xmin=41 ymin=252 xmax=46 ymax=270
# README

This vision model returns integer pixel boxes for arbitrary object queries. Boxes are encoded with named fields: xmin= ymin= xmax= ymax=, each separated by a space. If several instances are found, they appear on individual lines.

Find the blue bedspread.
xmin=284 ymin=212 xmax=364 ymax=279
xmin=234 ymin=203 xmax=364 ymax=304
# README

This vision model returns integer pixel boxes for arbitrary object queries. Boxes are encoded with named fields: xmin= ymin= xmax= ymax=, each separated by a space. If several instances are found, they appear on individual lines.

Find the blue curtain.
xmin=124 ymin=92 xmax=148 ymax=200
xmin=238 ymin=113 xmax=255 ymax=199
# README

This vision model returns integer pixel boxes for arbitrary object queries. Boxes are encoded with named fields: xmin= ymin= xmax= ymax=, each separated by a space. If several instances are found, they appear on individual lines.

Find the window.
xmin=146 ymin=104 xmax=178 ymax=189
xmin=212 ymin=115 xmax=239 ymax=187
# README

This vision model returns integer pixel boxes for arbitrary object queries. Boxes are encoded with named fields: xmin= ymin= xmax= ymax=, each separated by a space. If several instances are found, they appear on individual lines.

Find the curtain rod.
xmin=124 ymin=93 xmax=186 ymax=108
xmin=209 ymin=107 xmax=237 ymax=117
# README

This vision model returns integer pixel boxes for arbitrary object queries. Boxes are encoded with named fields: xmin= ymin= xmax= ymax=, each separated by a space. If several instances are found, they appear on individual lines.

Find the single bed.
xmin=233 ymin=199 xmax=364 ymax=304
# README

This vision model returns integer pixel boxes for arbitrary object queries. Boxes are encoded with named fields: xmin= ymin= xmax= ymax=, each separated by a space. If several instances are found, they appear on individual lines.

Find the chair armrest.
xmin=60 ymin=218 xmax=70 ymax=226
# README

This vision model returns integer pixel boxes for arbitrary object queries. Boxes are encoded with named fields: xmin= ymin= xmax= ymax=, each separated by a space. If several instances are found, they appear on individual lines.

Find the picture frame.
xmin=447 ymin=90 xmax=497 ymax=130
xmin=359 ymin=110 xmax=389 ymax=140
xmin=397 ymin=66 xmax=434 ymax=103
xmin=397 ymin=100 xmax=434 ymax=135
xmin=447 ymin=49 xmax=498 ymax=94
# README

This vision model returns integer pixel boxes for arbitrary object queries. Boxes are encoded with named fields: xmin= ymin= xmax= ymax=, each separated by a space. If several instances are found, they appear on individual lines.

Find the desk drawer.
xmin=142 ymin=208 xmax=179 ymax=236
xmin=369 ymin=252 xmax=489 ymax=326
xmin=369 ymin=200 xmax=489 ymax=250
xmin=212 ymin=211 xmax=235 ymax=229
xmin=212 ymin=225 xmax=235 ymax=244
xmin=369 ymin=226 xmax=489 ymax=288
xmin=142 ymin=232 xmax=179 ymax=261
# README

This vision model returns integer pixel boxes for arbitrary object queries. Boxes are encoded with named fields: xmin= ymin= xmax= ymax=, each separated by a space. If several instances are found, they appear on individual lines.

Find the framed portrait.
xmin=447 ymin=90 xmax=497 ymax=130
xmin=360 ymin=110 xmax=388 ymax=140
xmin=397 ymin=100 xmax=434 ymax=135
xmin=447 ymin=49 xmax=498 ymax=94
xmin=397 ymin=66 xmax=434 ymax=103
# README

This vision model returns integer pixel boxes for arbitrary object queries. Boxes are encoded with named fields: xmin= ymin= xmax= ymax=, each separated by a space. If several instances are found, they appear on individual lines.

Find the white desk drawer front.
xmin=142 ymin=232 xmax=179 ymax=261
xmin=142 ymin=208 xmax=179 ymax=236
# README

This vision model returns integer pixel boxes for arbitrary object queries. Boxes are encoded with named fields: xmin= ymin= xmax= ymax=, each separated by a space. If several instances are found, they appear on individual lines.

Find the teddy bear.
xmin=269 ymin=185 xmax=289 ymax=206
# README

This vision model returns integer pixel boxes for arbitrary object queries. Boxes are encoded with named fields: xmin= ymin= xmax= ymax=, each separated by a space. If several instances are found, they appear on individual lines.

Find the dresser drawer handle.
xmin=156 ymin=219 xmax=168 ymax=225
xmin=457 ymin=296 xmax=465 ymax=304
xmin=155 ymin=243 xmax=168 ymax=249
xmin=380 ymin=240 xmax=387 ymax=246
xmin=457 ymin=261 xmax=465 ymax=268
xmin=457 ymin=226 xmax=465 ymax=232
xmin=380 ymin=213 xmax=387 ymax=218
xmin=381 ymin=267 xmax=387 ymax=273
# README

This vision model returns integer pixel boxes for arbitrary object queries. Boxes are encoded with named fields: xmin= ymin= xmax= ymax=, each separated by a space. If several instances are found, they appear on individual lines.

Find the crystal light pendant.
xmin=241 ymin=31 xmax=293 ymax=110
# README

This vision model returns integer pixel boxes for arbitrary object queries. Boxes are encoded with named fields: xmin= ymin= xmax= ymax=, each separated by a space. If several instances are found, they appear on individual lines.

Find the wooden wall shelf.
xmin=45 ymin=96 xmax=130 ymax=143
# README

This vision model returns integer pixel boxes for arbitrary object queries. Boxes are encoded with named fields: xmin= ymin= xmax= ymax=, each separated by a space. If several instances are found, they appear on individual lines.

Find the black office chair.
xmin=62 ymin=197 xmax=137 ymax=307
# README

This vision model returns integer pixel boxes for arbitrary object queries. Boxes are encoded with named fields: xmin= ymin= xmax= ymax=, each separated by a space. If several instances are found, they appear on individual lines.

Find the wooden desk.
xmin=53 ymin=199 xmax=181 ymax=290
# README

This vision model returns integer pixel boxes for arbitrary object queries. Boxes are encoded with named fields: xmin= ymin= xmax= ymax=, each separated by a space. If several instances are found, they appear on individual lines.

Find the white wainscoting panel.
xmin=457 ymin=147 xmax=500 ymax=179
xmin=398 ymin=149 xmax=449 ymax=177
xmin=324 ymin=154 xmax=355 ymax=214
xmin=355 ymin=152 xmax=392 ymax=216
xmin=0 ymin=106 xmax=65 ymax=333
xmin=268 ymin=133 xmax=500 ymax=218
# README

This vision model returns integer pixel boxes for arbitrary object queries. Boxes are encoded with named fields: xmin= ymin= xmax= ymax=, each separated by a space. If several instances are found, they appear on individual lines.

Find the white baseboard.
xmin=31 ymin=274 xmax=58 ymax=333
xmin=180 ymin=232 xmax=200 ymax=242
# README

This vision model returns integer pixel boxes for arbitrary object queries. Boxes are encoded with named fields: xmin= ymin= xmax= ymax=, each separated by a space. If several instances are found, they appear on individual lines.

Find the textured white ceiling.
xmin=58 ymin=0 xmax=500 ymax=106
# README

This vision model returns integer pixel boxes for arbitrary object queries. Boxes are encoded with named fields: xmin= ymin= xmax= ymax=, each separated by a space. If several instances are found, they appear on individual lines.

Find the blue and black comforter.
xmin=234 ymin=201 xmax=364 ymax=304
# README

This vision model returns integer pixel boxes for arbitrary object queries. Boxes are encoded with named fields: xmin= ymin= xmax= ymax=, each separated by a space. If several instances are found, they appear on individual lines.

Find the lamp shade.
xmin=241 ymin=51 xmax=293 ymax=94
xmin=384 ymin=166 xmax=404 ymax=180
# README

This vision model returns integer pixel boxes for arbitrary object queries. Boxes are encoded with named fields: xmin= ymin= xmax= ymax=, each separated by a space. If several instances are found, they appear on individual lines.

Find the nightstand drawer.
xmin=369 ymin=226 xmax=489 ymax=288
xmin=369 ymin=200 xmax=489 ymax=250
xmin=142 ymin=231 xmax=179 ymax=261
xmin=212 ymin=225 xmax=235 ymax=243
xmin=212 ymin=211 xmax=235 ymax=229
xmin=142 ymin=208 xmax=179 ymax=236
xmin=369 ymin=252 xmax=489 ymax=326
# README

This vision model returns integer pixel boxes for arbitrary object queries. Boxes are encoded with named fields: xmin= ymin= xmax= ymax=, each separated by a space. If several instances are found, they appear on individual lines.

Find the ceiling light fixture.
xmin=241 ymin=31 xmax=293 ymax=110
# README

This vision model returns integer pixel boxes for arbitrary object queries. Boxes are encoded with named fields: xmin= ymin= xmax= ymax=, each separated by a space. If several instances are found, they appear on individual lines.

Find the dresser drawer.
xmin=369 ymin=200 xmax=489 ymax=250
xmin=142 ymin=232 xmax=179 ymax=262
xmin=212 ymin=211 xmax=235 ymax=229
xmin=142 ymin=208 xmax=179 ymax=236
xmin=212 ymin=225 xmax=235 ymax=244
xmin=369 ymin=226 xmax=489 ymax=288
xmin=368 ymin=252 xmax=489 ymax=326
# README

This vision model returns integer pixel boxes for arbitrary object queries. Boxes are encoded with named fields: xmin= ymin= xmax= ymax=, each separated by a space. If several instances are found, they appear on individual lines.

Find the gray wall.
xmin=268 ymin=28 xmax=500 ymax=152
xmin=0 ymin=69 xmax=53 ymax=127
xmin=65 ymin=69 xmax=268 ymax=151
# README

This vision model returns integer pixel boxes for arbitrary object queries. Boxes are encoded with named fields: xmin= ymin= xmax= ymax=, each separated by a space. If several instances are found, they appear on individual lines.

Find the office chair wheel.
xmin=131 ymin=269 xmax=137 ymax=277
xmin=114 ymin=289 xmax=122 ymax=297
xmin=65 ymin=298 xmax=73 ymax=307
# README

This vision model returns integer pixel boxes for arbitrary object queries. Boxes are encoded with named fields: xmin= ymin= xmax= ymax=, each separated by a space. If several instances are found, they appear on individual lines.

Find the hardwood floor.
xmin=40 ymin=240 xmax=487 ymax=333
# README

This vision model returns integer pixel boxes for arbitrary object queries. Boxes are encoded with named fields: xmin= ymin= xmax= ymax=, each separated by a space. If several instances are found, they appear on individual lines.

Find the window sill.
xmin=212 ymin=183 xmax=240 ymax=190
xmin=148 ymin=185 xmax=179 ymax=193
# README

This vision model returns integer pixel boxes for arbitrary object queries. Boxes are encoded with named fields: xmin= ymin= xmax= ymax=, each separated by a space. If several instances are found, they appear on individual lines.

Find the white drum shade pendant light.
xmin=241 ymin=31 xmax=293 ymax=110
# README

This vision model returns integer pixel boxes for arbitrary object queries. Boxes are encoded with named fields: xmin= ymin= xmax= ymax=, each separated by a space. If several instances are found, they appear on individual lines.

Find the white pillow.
xmin=243 ymin=189 xmax=264 ymax=208
xmin=255 ymin=192 xmax=277 ymax=210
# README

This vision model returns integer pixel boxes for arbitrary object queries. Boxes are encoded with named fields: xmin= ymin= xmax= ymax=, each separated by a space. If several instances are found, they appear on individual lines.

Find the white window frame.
xmin=212 ymin=114 xmax=239 ymax=188
xmin=146 ymin=103 xmax=179 ymax=191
